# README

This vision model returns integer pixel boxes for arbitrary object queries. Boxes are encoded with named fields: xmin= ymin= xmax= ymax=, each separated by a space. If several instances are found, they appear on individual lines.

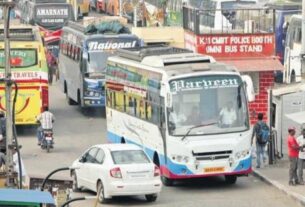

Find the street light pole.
xmin=0 ymin=0 xmax=16 ymax=188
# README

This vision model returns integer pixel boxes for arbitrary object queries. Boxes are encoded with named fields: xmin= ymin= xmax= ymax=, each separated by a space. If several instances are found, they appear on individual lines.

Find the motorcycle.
xmin=41 ymin=129 xmax=54 ymax=153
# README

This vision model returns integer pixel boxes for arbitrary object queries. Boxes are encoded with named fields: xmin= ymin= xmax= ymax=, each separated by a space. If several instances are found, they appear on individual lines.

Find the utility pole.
xmin=119 ymin=0 xmax=122 ymax=17
xmin=0 ymin=0 xmax=16 ymax=188
xmin=302 ymin=0 xmax=305 ymax=77
xmin=132 ymin=0 xmax=139 ymax=27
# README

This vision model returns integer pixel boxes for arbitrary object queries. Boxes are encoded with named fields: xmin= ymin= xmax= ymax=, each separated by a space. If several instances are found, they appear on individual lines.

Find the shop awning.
xmin=219 ymin=57 xmax=284 ymax=72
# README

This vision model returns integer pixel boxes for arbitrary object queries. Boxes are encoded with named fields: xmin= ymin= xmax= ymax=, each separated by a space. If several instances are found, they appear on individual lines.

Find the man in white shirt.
xmin=219 ymin=101 xmax=237 ymax=127
xmin=36 ymin=107 xmax=55 ymax=145
xmin=297 ymin=124 xmax=305 ymax=185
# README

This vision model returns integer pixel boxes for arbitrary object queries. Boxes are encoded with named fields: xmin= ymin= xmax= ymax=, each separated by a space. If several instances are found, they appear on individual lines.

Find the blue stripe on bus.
xmin=107 ymin=131 xmax=251 ymax=175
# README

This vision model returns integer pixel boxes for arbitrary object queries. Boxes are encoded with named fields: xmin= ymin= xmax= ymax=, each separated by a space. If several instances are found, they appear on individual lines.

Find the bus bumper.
xmin=160 ymin=156 xmax=252 ymax=179
xmin=83 ymin=97 xmax=105 ymax=107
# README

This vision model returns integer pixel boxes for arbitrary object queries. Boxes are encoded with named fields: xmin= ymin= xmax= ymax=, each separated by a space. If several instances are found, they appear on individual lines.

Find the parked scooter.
xmin=40 ymin=129 xmax=54 ymax=153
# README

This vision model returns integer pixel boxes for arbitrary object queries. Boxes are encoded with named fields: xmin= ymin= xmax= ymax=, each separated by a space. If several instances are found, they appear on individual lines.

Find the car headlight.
xmin=172 ymin=154 xmax=190 ymax=163
xmin=95 ymin=92 xmax=100 ymax=97
xmin=89 ymin=91 xmax=94 ymax=96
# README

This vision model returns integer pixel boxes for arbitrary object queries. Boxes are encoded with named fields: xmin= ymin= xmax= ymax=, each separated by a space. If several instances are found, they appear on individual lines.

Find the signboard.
xmin=87 ymin=39 xmax=138 ymax=51
xmin=35 ymin=5 xmax=70 ymax=29
xmin=185 ymin=32 xmax=275 ymax=58
xmin=170 ymin=75 xmax=241 ymax=93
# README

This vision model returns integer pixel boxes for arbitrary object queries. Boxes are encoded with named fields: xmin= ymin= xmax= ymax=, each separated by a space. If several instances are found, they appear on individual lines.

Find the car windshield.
xmin=168 ymin=75 xmax=249 ymax=136
xmin=111 ymin=150 xmax=150 ymax=164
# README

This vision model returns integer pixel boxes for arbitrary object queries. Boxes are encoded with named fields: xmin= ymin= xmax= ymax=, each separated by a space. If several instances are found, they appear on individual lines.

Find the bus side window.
xmin=69 ymin=45 xmax=74 ymax=59
xmin=72 ymin=46 xmax=76 ymax=60
xmin=139 ymin=99 xmax=146 ymax=119
xmin=76 ymin=48 xmax=80 ymax=61
xmin=126 ymin=96 xmax=135 ymax=115
xmin=66 ymin=43 xmax=70 ymax=57
xmin=151 ymin=103 xmax=160 ymax=124
xmin=115 ymin=92 xmax=124 ymax=112
xmin=146 ymin=101 xmax=152 ymax=121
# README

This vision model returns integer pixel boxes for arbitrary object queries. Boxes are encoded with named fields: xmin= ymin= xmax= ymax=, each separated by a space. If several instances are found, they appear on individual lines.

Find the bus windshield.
xmin=168 ymin=75 xmax=249 ymax=136
xmin=0 ymin=49 xmax=37 ymax=68
xmin=87 ymin=51 xmax=111 ymax=75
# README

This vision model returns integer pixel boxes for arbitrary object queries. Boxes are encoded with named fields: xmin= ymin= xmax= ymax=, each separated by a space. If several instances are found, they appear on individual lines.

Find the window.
xmin=95 ymin=149 xmax=105 ymax=164
xmin=0 ymin=49 xmax=37 ymax=68
xmin=111 ymin=150 xmax=150 ymax=164
xmin=85 ymin=147 xmax=98 ymax=163
xmin=114 ymin=91 xmax=125 ymax=112
xmin=106 ymin=88 xmax=163 ymax=125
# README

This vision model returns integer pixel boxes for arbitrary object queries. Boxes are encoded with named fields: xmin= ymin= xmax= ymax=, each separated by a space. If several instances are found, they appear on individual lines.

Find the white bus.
xmin=105 ymin=46 xmax=254 ymax=186
xmin=283 ymin=14 xmax=302 ymax=83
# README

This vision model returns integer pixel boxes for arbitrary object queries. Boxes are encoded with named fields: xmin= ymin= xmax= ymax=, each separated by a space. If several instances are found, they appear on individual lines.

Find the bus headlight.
xmin=172 ymin=155 xmax=190 ymax=163
xmin=235 ymin=150 xmax=250 ymax=160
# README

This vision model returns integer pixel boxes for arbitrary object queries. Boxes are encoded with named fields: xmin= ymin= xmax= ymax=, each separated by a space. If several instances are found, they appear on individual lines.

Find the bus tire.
xmin=66 ymin=93 xmax=76 ymax=105
xmin=153 ymin=153 xmax=160 ymax=167
xmin=64 ymin=81 xmax=67 ymax=94
xmin=161 ymin=176 xmax=174 ymax=186
xmin=290 ymin=70 xmax=296 ymax=83
xmin=77 ymin=90 xmax=82 ymax=106
xmin=225 ymin=175 xmax=237 ymax=184
xmin=121 ymin=138 xmax=126 ymax=144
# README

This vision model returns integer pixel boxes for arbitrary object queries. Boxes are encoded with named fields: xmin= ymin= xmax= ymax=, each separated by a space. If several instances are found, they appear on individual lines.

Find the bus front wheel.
xmin=161 ymin=176 xmax=174 ymax=186
xmin=66 ymin=93 xmax=76 ymax=105
xmin=290 ymin=70 xmax=296 ymax=83
xmin=225 ymin=175 xmax=237 ymax=184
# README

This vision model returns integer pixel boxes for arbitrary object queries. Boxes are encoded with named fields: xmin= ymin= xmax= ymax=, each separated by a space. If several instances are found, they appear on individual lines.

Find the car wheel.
xmin=161 ymin=176 xmax=174 ymax=186
xmin=72 ymin=171 xmax=80 ymax=192
xmin=145 ymin=194 xmax=158 ymax=202
xmin=225 ymin=175 xmax=237 ymax=184
xmin=97 ymin=181 xmax=108 ymax=203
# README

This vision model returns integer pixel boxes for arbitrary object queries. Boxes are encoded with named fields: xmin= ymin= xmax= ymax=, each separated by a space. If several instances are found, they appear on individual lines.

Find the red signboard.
xmin=185 ymin=32 xmax=275 ymax=58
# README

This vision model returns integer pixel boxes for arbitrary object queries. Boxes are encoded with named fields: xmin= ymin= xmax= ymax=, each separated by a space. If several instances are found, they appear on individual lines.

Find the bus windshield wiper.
xmin=181 ymin=122 xmax=217 ymax=141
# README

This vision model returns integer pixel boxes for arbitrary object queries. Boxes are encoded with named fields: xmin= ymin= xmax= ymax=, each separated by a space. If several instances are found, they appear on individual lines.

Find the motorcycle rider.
xmin=36 ymin=107 xmax=55 ymax=145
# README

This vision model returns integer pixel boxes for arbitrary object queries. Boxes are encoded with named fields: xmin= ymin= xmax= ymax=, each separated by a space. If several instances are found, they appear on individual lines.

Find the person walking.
xmin=251 ymin=113 xmax=270 ymax=168
xmin=287 ymin=127 xmax=300 ymax=186
xmin=297 ymin=124 xmax=305 ymax=185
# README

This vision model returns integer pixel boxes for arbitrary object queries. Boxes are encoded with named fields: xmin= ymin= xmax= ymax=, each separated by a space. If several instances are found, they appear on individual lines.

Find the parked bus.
xmin=67 ymin=0 xmax=90 ymax=21
xmin=0 ymin=25 xmax=48 ymax=125
xmin=266 ymin=2 xmax=301 ymax=64
xmin=58 ymin=20 xmax=142 ymax=108
xmin=17 ymin=0 xmax=74 ymax=31
xmin=283 ymin=15 xmax=302 ymax=83
xmin=105 ymin=46 xmax=254 ymax=186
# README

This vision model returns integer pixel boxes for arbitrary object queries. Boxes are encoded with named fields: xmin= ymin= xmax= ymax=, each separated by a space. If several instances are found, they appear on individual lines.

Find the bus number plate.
xmin=204 ymin=167 xmax=225 ymax=173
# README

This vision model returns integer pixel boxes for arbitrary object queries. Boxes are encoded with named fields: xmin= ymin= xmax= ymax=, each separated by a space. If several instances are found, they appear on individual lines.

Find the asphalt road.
xmin=17 ymin=83 xmax=299 ymax=207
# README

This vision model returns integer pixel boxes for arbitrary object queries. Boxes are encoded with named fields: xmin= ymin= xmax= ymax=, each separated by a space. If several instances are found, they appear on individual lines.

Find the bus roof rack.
xmin=67 ymin=21 xmax=86 ymax=33
xmin=117 ymin=46 xmax=193 ymax=62
xmin=0 ymin=28 xmax=35 ymax=41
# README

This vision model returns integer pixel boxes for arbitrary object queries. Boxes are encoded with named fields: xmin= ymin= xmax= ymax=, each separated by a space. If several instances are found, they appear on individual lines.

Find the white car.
xmin=71 ymin=144 xmax=162 ymax=203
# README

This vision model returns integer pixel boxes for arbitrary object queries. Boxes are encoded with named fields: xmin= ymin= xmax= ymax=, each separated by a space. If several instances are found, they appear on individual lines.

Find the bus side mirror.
xmin=283 ymin=21 xmax=289 ymax=32
xmin=241 ymin=75 xmax=255 ymax=102
xmin=167 ymin=93 xmax=173 ymax=108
